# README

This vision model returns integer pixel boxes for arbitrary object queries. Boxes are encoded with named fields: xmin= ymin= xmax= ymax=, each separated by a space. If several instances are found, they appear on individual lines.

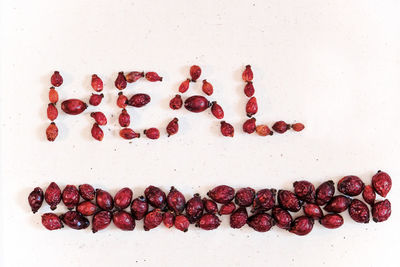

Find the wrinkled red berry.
xmin=207 ymin=185 xmax=235 ymax=204
xmin=293 ymin=180 xmax=315 ymax=203
xmin=362 ymin=185 xmax=376 ymax=205
xmin=324 ymin=195 xmax=351 ymax=213
xmin=91 ymin=74 xmax=103 ymax=92
xmin=230 ymin=207 xmax=248 ymax=229
xmin=169 ymin=94 xmax=183 ymax=110
xmin=174 ymin=215 xmax=190 ymax=232
xmin=203 ymin=198 xmax=218 ymax=214
xmin=243 ymin=118 xmax=256 ymax=134
xmin=291 ymin=123 xmax=305 ymax=132
xmin=51 ymin=71 xmax=63 ymax=87
xmin=120 ymin=128 xmax=140 ymax=139
xmin=91 ymin=112 xmax=107 ymax=126
xmin=185 ymin=194 xmax=204 ymax=223
xmin=196 ymin=213 xmax=221 ymax=230
xmin=144 ymin=128 xmax=160 ymax=140
xmin=166 ymin=118 xmax=179 ymax=137
xmin=117 ymin=92 xmax=128 ymax=108
xmin=348 ymin=199 xmax=370 ymax=223
xmin=272 ymin=206 xmax=293 ymax=230
xmin=130 ymin=196 xmax=148 ymax=220
xmin=113 ymin=211 xmax=135 ymax=231
xmin=211 ymin=101 xmax=224 ymax=119
xmin=96 ymin=189 xmax=114 ymax=211
xmin=79 ymin=184 xmax=95 ymax=201
xmin=166 ymin=186 xmax=186 ymax=214
xmin=60 ymin=211 xmax=90 ymax=230
xmin=372 ymin=200 xmax=391 ymax=223
xmin=179 ymin=79 xmax=191 ymax=93
xmin=125 ymin=71 xmax=144 ymax=83
xmin=235 ymin=187 xmax=255 ymax=207
xmin=28 ymin=187 xmax=44 ymax=213
xmin=272 ymin=121 xmax=290 ymax=134
xmin=118 ymin=109 xmax=130 ymax=127
xmin=184 ymin=95 xmax=210 ymax=113
xmin=114 ymin=187 xmax=133 ymax=210
xmin=49 ymin=87 xmax=59 ymax=104
xmin=242 ymin=65 xmax=253 ymax=82
xmin=220 ymin=121 xmax=234 ymax=137
xmin=46 ymin=122 xmax=58 ymax=141
xmin=372 ymin=171 xmax=392 ymax=197
xmin=252 ymin=188 xmax=276 ymax=212
xmin=92 ymin=210 xmax=112 ymax=233
xmin=61 ymin=99 xmax=88 ymax=115
xmin=45 ymin=182 xmax=61 ymax=210
xmin=190 ymin=65 xmax=201 ymax=82
xmin=290 ymin=216 xmax=314 ymax=236
xmin=244 ymin=82 xmax=255 ymax=97
xmin=144 ymin=209 xmax=163 ymax=231
xmin=245 ymin=97 xmax=258 ymax=117
xmin=127 ymin=93 xmax=151 ymax=107
xmin=145 ymin=72 xmax=162 ymax=82
xmin=62 ymin=185 xmax=80 ymax=210
xmin=202 ymin=79 xmax=213 ymax=96
xmin=219 ymin=202 xmax=236 ymax=215
xmin=256 ymin=125 xmax=273 ymax=136
xmin=89 ymin=93 xmax=104 ymax=106
xmin=163 ymin=211 xmax=175 ymax=228
xmin=338 ymin=176 xmax=364 ymax=196
xmin=115 ymin=72 xmax=127 ymax=90
xmin=278 ymin=190 xmax=302 ymax=212
xmin=145 ymin=186 xmax=167 ymax=209
xmin=320 ymin=214 xmax=344 ymax=229
xmin=315 ymin=180 xmax=335 ymax=206
xmin=303 ymin=203 xmax=323 ymax=219
xmin=247 ymin=213 xmax=274 ymax=232
xmin=91 ymin=123 xmax=104 ymax=141
xmin=42 ymin=213 xmax=63 ymax=230
xmin=77 ymin=201 xmax=97 ymax=216
xmin=47 ymin=103 xmax=58 ymax=121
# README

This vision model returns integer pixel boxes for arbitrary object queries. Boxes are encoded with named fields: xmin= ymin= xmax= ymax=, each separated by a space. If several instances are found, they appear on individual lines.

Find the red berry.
xmin=290 ymin=216 xmax=314 ymax=236
xmin=42 ymin=213 xmax=63 ymax=230
xmin=77 ymin=201 xmax=97 ymax=216
xmin=190 ymin=65 xmax=201 ymax=82
xmin=230 ymin=207 xmax=248 ymax=229
xmin=113 ymin=211 xmax=135 ymax=231
xmin=272 ymin=121 xmax=290 ymax=134
xmin=293 ymin=180 xmax=315 ymax=203
xmin=167 ymin=186 xmax=186 ymax=214
xmin=117 ymin=92 xmax=128 ymax=108
xmin=245 ymin=97 xmax=258 ymax=117
xmin=362 ymin=185 xmax=376 ymax=205
xmin=144 ymin=128 xmax=160 ymax=139
xmin=219 ymin=202 xmax=236 ymax=215
xmin=242 ymin=65 xmax=253 ymax=82
xmin=118 ymin=109 xmax=130 ymax=127
xmin=196 ymin=213 xmax=221 ymax=230
xmin=243 ymin=118 xmax=256 ymax=134
xmin=130 ymin=196 xmax=148 ymax=220
xmin=163 ymin=211 xmax=175 ymax=228
xmin=207 ymin=185 xmax=235 ymax=204
xmin=278 ymin=190 xmax=302 ymax=212
xmin=203 ymin=198 xmax=218 ymax=214
xmin=47 ymin=103 xmax=58 ymax=121
xmin=174 ymin=215 xmax=190 ymax=232
xmin=115 ymin=71 xmax=127 ymax=90
xmin=337 ymin=175 xmax=364 ymax=196
xmin=185 ymin=194 xmax=204 ymax=223
xmin=79 ymin=184 xmax=95 ymax=201
xmin=169 ymin=94 xmax=183 ymax=110
xmin=179 ymin=79 xmax=191 ymax=93
xmin=303 ymin=203 xmax=323 ymax=219
xmin=91 ymin=123 xmax=104 ymax=141
xmin=320 ymin=214 xmax=344 ymax=229
xmin=144 ymin=209 xmax=163 ymax=231
xmin=315 ymin=180 xmax=335 ymax=206
xmin=272 ymin=206 xmax=293 ymax=230
xmin=202 ymin=79 xmax=213 ymax=96
xmin=211 ymin=101 xmax=224 ymax=119
xmin=91 ymin=112 xmax=107 ymax=125
xmin=91 ymin=74 xmax=103 ymax=92
xmin=96 ymin=189 xmax=114 ymax=211
xmin=114 ymin=187 xmax=133 ymax=210
xmin=125 ymin=71 xmax=144 ymax=83
xmin=119 ymin=128 xmax=140 ymax=140
xmin=220 ymin=121 xmax=234 ymax=137
xmin=92 ymin=211 xmax=112 ymax=233
xmin=247 ymin=213 xmax=274 ymax=232
xmin=291 ymin=123 xmax=305 ymax=132
xmin=184 ymin=95 xmax=210 ymax=113
xmin=324 ymin=195 xmax=351 ymax=213
xmin=372 ymin=199 xmax=391 ymax=223
xmin=127 ymin=93 xmax=151 ymax=107
xmin=348 ymin=199 xmax=370 ymax=223
xmin=166 ymin=118 xmax=179 ymax=137
xmin=89 ymin=93 xmax=104 ymax=106
xmin=252 ymin=188 xmax=276 ymax=212
xmin=145 ymin=72 xmax=162 ymax=82
xmin=145 ymin=186 xmax=167 ymax=210
xmin=45 ymin=182 xmax=61 ymax=210
xmin=61 ymin=99 xmax=88 ymax=115
xmin=60 ymin=211 xmax=90 ymax=230
xmin=256 ymin=125 xmax=273 ymax=136
xmin=235 ymin=187 xmax=255 ymax=207
xmin=62 ymin=185 xmax=80 ymax=210
xmin=49 ymin=87 xmax=59 ymax=103
xmin=244 ymin=82 xmax=255 ymax=97
xmin=28 ymin=187 xmax=44 ymax=213
xmin=51 ymin=71 xmax=63 ymax=87
xmin=372 ymin=170 xmax=392 ymax=197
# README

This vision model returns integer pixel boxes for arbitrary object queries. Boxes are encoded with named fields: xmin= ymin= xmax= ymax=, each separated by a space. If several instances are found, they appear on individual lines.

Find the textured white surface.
xmin=1 ymin=0 xmax=400 ymax=266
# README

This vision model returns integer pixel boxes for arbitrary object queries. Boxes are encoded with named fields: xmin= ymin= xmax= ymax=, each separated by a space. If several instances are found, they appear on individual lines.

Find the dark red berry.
xmin=89 ymin=93 xmax=104 ymax=106
xmin=145 ymin=186 xmax=167 ymax=210
xmin=243 ymin=118 xmax=256 ymax=134
xmin=92 ymin=211 xmax=112 ymax=233
xmin=219 ymin=202 xmax=236 ymax=215
xmin=120 ymin=128 xmax=140 ymax=139
xmin=202 ymin=79 xmax=213 ymax=96
xmin=96 ymin=189 xmax=114 ymax=211
xmin=320 ymin=214 xmax=344 ymax=229
xmin=144 ymin=128 xmax=160 ymax=139
xmin=60 ymin=211 xmax=90 ymax=230
xmin=220 ymin=121 xmax=234 ymax=137
xmin=51 ymin=71 xmax=63 ymax=87
xmin=190 ymin=65 xmax=201 ymax=82
xmin=291 ymin=123 xmax=305 ymax=132
xmin=272 ymin=206 xmax=292 ymax=230
xmin=184 ymin=95 xmax=210 ymax=113
xmin=362 ymin=185 xmax=376 ymax=205
xmin=144 ymin=209 xmax=163 ymax=231
xmin=125 ymin=71 xmax=144 ymax=83
xmin=290 ymin=216 xmax=314 ymax=236
xmin=115 ymin=72 xmax=127 ymax=90
xmin=169 ymin=95 xmax=183 ymax=110
xmin=211 ymin=101 xmax=224 ymax=119
xmin=256 ymin=125 xmax=273 ymax=136
xmin=61 ymin=99 xmax=88 ymax=115
xmin=91 ymin=112 xmax=107 ymax=126
xmin=242 ymin=65 xmax=253 ymax=82
xmin=207 ymin=185 xmax=235 ymax=204
xmin=46 ymin=122 xmax=58 ymax=141
xmin=293 ymin=180 xmax=315 ymax=203
xmin=372 ymin=200 xmax=391 ymax=223
xmin=337 ymin=176 xmax=364 ymax=196
xmin=174 ymin=215 xmax=190 ymax=232
xmin=315 ymin=180 xmax=335 ymax=206
xmin=272 ymin=121 xmax=290 ymax=134
xmin=49 ymin=87 xmax=58 ymax=104
xmin=28 ymin=187 xmax=44 ymax=213
xmin=278 ymin=190 xmax=302 ymax=212
xmin=247 ymin=213 xmax=274 ymax=232
xmin=372 ymin=171 xmax=392 ymax=197
xmin=42 ymin=213 xmax=63 ymax=230
xmin=47 ymin=103 xmax=58 ymax=121
xmin=91 ymin=123 xmax=104 ymax=141
xmin=117 ymin=92 xmax=128 ymax=108
xmin=166 ymin=118 xmax=179 ymax=137
xmin=118 ymin=109 xmax=130 ymax=127
xmin=235 ymin=187 xmax=255 ymax=207
xmin=245 ymin=97 xmax=258 ymax=117
xmin=179 ymin=79 xmax=191 ymax=93
xmin=230 ymin=207 xmax=248 ymax=229
xmin=130 ymin=196 xmax=148 ymax=220
xmin=244 ymin=82 xmax=255 ymax=97
xmin=303 ymin=203 xmax=323 ymax=219
xmin=145 ymin=72 xmax=162 ymax=82
xmin=163 ymin=211 xmax=175 ymax=228
xmin=324 ymin=195 xmax=351 ymax=213
xmin=113 ymin=211 xmax=135 ymax=231
xmin=196 ymin=213 xmax=221 ymax=230
xmin=62 ymin=185 xmax=80 ymax=210
xmin=167 ymin=186 xmax=186 ymax=214
xmin=185 ymin=194 xmax=204 ymax=223
xmin=77 ymin=201 xmax=97 ymax=216
xmin=127 ymin=93 xmax=151 ymax=107
xmin=79 ymin=184 xmax=95 ymax=201
xmin=91 ymin=74 xmax=103 ymax=92
xmin=45 ymin=182 xmax=61 ymax=210
xmin=252 ymin=188 xmax=276 ymax=212
xmin=348 ymin=199 xmax=370 ymax=223
xmin=203 ymin=198 xmax=218 ymax=214
xmin=114 ymin=187 xmax=133 ymax=210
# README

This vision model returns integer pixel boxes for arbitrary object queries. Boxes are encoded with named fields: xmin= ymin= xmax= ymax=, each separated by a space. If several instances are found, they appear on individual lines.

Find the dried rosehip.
xmin=256 ymin=125 xmax=273 ymax=136
xmin=207 ymin=185 xmax=235 ymax=204
xmin=28 ymin=187 xmax=44 ymax=213
xmin=166 ymin=118 xmax=179 ymax=137
xmin=244 ymin=82 xmax=255 ymax=97
xmin=211 ymin=101 xmax=224 ymax=119
xmin=46 ymin=122 xmax=58 ymax=141
xmin=145 ymin=186 xmax=167 ymax=210
xmin=89 ymin=93 xmax=104 ymax=106
xmin=49 ymin=87 xmax=59 ymax=103
xmin=184 ymin=95 xmax=210 ymax=113
xmin=252 ymin=188 xmax=276 ymax=212
xmin=219 ymin=202 xmax=236 ymax=215
xmin=278 ymin=190 xmax=302 ymax=212
xmin=202 ymin=80 xmax=213 ymax=96
xmin=291 ymin=123 xmax=305 ymax=132
xmin=167 ymin=186 xmax=186 ymax=214
xmin=245 ymin=97 xmax=258 ymax=117
xmin=247 ymin=213 xmax=274 ymax=232
xmin=242 ymin=65 xmax=253 ymax=82
xmin=272 ymin=206 xmax=292 ymax=230
xmin=77 ymin=201 xmax=97 ymax=216
xmin=243 ymin=118 xmax=256 ymax=134
xmin=324 ymin=195 xmax=351 ymax=213
xmin=230 ymin=207 xmax=248 ymax=229
xmin=303 ymin=203 xmax=323 ymax=219
xmin=348 ymin=199 xmax=370 ymax=223
xmin=120 ymin=128 xmax=140 ymax=139
xmin=114 ymin=187 xmax=133 ymax=210
xmin=61 ymin=99 xmax=88 ymax=115
xmin=272 ymin=121 xmax=290 ymax=134
xmin=337 ymin=176 xmax=364 ymax=196
xmin=235 ymin=187 xmax=255 ymax=207
xmin=163 ymin=211 xmax=175 ymax=228
xmin=372 ymin=200 xmax=391 ymax=223
xmin=45 ymin=182 xmax=61 ymax=210
xmin=144 ymin=209 xmax=163 ymax=231
xmin=179 ymin=79 xmax=191 ymax=93
xmin=91 ymin=112 xmax=107 ymax=126
xmin=62 ymin=185 xmax=80 ymax=210
xmin=144 ymin=128 xmax=160 ymax=140
xmin=130 ymin=196 xmax=148 ymax=220
xmin=220 ymin=121 xmax=234 ymax=137
xmin=92 ymin=210 xmax=112 ymax=233
xmin=96 ymin=189 xmax=114 ymax=211
xmin=91 ymin=74 xmax=103 ymax=92
xmin=203 ymin=198 xmax=218 ymax=214
xmin=117 ymin=92 xmax=128 ymax=108
xmin=118 ymin=109 xmax=130 ymax=127
xmin=293 ymin=180 xmax=315 ymax=203
xmin=79 ymin=184 xmax=95 ymax=201
xmin=42 ymin=213 xmax=63 ymax=230
xmin=145 ymin=72 xmax=162 ymax=82
xmin=190 ymin=65 xmax=201 ymax=82
xmin=174 ymin=215 xmax=190 ymax=232
xmin=362 ymin=185 xmax=376 ymax=205
xmin=113 ymin=211 xmax=135 ymax=231
xmin=51 ymin=71 xmax=63 ymax=87
xmin=169 ymin=95 xmax=183 ymax=110
xmin=115 ymin=72 xmax=127 ymax=90
xmin=372 ymin=171 xmax=392 ymax=197
xmin=91 ymin=123 xmax=104 ymax=141
xmin=290 ymin=216 xmax=314 ymax=236
xmin=315 ymin=180 xmax=335 ymax=206
xmin=196 ymin=214 xmax=221 ymax=230
xmin=127 ymin=93 xmax=151 ymax=107
xmin=186 ymin=194 xmax=204 ymax=223
xmin=60 ymin=211 xmax=90 ymax=230
xmin=320 ymin=214 xmax=344 ymax=229
xmin=125 ymin=71 xmax=144 ymax=83
xmin=47 ymin=103 xmax=58 ymax=121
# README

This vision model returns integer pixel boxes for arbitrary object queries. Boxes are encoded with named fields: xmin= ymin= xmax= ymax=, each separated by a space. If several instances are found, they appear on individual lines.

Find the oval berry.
xmin=211 ymin=101 xmax=224 ymax=119
xmin=61 ymin=99 xmax=88 ymax=115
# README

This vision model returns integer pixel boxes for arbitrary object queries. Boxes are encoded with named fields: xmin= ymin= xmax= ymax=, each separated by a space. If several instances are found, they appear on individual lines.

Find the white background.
xmin=1 ymin=1 xmax=399 ymax=266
